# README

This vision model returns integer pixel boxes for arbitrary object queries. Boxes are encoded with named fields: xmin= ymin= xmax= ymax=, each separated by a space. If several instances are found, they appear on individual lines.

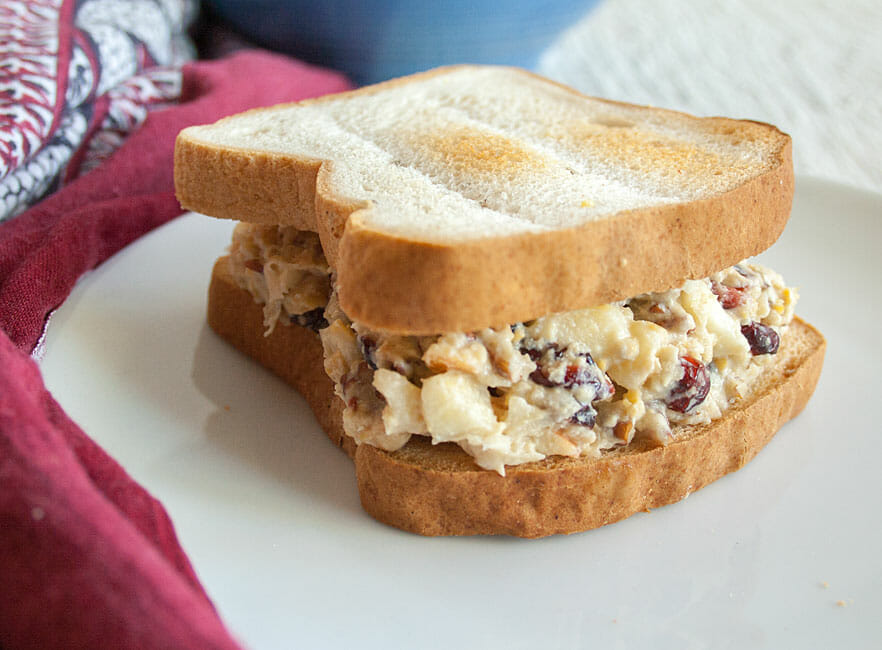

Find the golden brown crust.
xmin=177 ymin=66 xmax=794 ymax=334
xmin=174 ymin=139 xmax=323 ymax=231
xmin=175 ymin=67 xmax=473 ymax=234
xmin=336 ymin=159 xmax=793 ymax=333
xmin=207 ymin=257 xmax=825 ymax=537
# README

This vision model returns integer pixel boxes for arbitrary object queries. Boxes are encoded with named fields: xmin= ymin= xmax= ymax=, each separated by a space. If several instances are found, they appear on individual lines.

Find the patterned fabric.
xmin=0 ymin=0 xmax=197 ymax=222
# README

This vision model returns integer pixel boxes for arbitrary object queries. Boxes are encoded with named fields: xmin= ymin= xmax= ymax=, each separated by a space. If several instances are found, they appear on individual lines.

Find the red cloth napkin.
xmin=0 ymin=50 xmax=349 ymax=649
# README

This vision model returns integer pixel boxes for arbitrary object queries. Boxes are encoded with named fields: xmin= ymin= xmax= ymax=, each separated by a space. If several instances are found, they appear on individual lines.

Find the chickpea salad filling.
xmin=228 ymin=223 xmax=797 ymax=475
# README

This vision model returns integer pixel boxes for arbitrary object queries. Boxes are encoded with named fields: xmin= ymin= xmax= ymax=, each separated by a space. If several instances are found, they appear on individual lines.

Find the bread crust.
xmin=335 ymin=163 xmax=792 ymax=334
xmin=178 ymin=66 xmax=794 ymax=334
xmin=207 ymin=257 xmax=825 ymax=537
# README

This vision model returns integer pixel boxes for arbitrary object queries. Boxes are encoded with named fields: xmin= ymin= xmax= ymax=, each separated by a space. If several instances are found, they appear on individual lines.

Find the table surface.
xmin=538 ymin=0 xmax=882 ymax=195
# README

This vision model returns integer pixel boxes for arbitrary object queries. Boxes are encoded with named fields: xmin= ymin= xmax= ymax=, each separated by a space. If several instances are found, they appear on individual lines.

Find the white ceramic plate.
xmin=41 ymin=178 xmax=880 ymax=649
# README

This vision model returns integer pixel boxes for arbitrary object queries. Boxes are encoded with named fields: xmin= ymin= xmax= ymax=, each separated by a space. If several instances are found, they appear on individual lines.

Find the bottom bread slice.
xmin=207 ymin=256 xmax=825 ymax=537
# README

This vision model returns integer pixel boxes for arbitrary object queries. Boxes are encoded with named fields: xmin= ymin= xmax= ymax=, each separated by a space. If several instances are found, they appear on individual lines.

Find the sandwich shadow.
xmin=190 ymin=324 xmax=363 ymax=518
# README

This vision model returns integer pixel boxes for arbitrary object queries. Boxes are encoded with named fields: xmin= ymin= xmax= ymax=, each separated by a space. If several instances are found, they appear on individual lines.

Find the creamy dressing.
xmin=228 ymin=224 xmax=797 ymax=475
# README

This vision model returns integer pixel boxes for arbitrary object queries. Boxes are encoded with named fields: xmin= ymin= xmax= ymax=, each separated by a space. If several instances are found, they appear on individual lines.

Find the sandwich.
xmin=174 ymin=66 xmax=825 ymax=537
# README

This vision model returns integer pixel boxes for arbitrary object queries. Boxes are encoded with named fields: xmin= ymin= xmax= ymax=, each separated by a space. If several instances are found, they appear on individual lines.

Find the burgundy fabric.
xmin=0 ymin=50 xmax=350 ymax=649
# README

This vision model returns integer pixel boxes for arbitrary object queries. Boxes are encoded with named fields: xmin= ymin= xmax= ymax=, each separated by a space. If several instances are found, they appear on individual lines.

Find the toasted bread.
xmin=177 ymin=66 xmax=793 ymax=334
xmin=207 ymin=256 xmax=825 ymax=537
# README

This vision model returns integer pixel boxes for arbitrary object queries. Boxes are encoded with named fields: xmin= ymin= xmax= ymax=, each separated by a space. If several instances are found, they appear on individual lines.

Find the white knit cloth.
xmin=539 ymin=0 xmax=882 ymax=194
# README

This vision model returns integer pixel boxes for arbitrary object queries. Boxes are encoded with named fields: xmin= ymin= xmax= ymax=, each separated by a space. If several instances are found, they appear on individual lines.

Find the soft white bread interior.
xmin=176 ymin=66 xmax=794 ymax=334
xmin=207 ymin=256 xmax=825 ymax=537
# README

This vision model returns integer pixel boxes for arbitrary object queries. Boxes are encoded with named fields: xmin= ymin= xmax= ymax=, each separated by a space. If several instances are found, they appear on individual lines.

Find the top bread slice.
xmin=175 ymin=65 xmax=794 ymax=334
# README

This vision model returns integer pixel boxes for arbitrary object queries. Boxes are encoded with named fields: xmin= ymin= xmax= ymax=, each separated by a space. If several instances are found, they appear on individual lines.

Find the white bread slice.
xmin=176 ymin=66 xmax=794 ymax=335
xmin=207 ymin=256 xmax=825 ymax=537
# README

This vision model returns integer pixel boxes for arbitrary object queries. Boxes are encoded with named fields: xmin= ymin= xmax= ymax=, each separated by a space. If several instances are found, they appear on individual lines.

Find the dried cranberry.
xmin=711 ymin=281 xmax=746 ymax=309
xmin=741 ymin=322 xmax=779 ymax=355
xmin=529 ymin=367 xmax=556 ymax=387
xmin=567 ymin=358 xmax=614 ymax=400
xmin=523 ymin=347 xmax=541 ymax=362
xmin=358 ymin=335 xmax=378 ymax=369
xmin=524 ymin=344 xmax=563 ymax=386
xmin=666 ymin=356 xmax=710 ymax=413
xmin=291 ymin=308 xmax=328 ymax=332
xmin=528 ymin=347 xmax=597 ymax=389
xmin=522 ymin=343 xmax=562 ymax=362
xmin=564 ymin=363 xmax=592 ymax=387
xmin=570 ymin=404 xmax=597 ymax=428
